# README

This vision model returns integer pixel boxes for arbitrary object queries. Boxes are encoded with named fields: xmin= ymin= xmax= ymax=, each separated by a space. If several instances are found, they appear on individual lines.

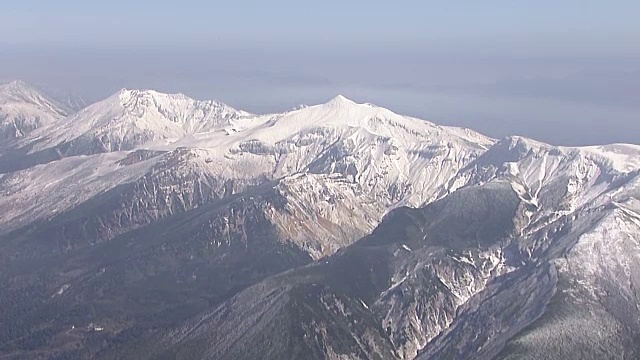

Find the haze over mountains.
xmin=1 ymin=81 xmax=639 ymax=360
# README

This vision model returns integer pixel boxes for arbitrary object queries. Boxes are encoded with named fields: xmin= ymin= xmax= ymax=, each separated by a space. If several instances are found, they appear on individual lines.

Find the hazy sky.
xmin=1 ymin=1 xmax=639 ymax=145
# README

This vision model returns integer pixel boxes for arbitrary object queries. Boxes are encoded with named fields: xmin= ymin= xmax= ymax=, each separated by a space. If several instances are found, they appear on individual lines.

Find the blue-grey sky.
xmin=1 ymin=1 xmax=639 ymax=145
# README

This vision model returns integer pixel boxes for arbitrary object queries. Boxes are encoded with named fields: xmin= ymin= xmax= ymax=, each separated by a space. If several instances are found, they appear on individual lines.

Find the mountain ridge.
xmin=0 ymin=80 xmax=69 ymax=141
xmin=0 ymin=81 xmax=638 ymax=360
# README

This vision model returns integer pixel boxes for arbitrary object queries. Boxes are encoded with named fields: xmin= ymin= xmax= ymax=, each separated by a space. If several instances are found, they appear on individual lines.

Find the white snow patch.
xmin=359 ymin=299 xmax=370 ymax=309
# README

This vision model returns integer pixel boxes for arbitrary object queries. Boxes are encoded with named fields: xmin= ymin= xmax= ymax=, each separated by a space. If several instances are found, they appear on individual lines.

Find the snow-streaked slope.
xmin=0 ymin=80 xmax=67 ymax=140
xmin=421 ymin=179 xmax=640 ymax=360
xmin=4 ymin=88 xmax=637 ymax=264
xmin=0 ymin=150 xmax=161 ymax=234
xmin=162 ymin=144 xmax=640 ymax=360
xmin=2 ymin=86 xmax=640 ymax=360
xmin=160 ymin=95 xmax=493 ymax=257
xmin=445 ymin=136 xmax=640 ymax=237
xmin=27 ymin=89 xmax=251 ymax=154
xmin=521 ymin=201 xmax=640 ymax=358
xmin=416 ymin=140 xmax=640 ymax=360
xmin=176 ymin=95 xmax=493 ymax=204
xmin=1 ymin=94 xmax=493 ymax=259
xmin=157 ymin=181 xmax=526 ymax=360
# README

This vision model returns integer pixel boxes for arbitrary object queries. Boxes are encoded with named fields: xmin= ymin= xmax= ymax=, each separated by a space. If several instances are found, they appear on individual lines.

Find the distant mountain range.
xmin=1 ymin=80 xmax=638 ymax=360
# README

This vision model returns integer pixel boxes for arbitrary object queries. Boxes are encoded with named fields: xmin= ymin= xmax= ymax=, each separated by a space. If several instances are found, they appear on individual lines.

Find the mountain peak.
xmin=4 ymin=79 xmax=27 ymax=87
xmin=499 ymin=135 xmax=550 ymax=152
xmin=1 ymin=80 xmax=54 ymax=103
xmin=0 ymin=80 xmax=68 ymax=139
xmin=1 ymin=79 xmax=35 ymax=96
xmin=0 ymin=80 xmax=68 ymax=115
xmin=5 ymin=79 xmax=28 ymax=87
xmin=324 ymin=94 xmax=357 ymax=107
xmin=30 ymin=87 xmax=250 ymax=153
xmin=113 ymin=89 xmax=241 ymax=114
xmin=118 ymin=88 xmax=169 ymax=101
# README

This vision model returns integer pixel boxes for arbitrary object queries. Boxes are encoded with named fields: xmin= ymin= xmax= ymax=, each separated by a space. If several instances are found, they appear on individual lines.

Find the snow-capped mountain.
xmin=26 ymin=88 xmax=252 ymax=155
xmin=0 ymin=82 xmax=638 ymax=360
xmin=155 ymin=137 xmax=640 ymax=360
xmin=0 ymin=89 xmax=491 ymax=259
xmin=0 ymin=80 xmax=68 ymax=140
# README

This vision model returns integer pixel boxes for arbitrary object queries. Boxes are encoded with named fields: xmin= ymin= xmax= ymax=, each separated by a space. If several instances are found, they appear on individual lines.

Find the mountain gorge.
xmin=0 ymin=81 xmax=638 ymax=360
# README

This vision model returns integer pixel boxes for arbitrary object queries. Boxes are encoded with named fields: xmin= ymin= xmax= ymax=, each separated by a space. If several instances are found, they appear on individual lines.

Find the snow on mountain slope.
xmin=0 ymin=80 xmax=67 ymax=140
xmin=581 ymin=143 xmax=640 ymax=173
xmin=156 ymin=181 xmax=526 ymax=360
xmin=4 ymin=88 xmax=636 ymax=263
xmin=413 ymin=140 xmax=640 ymax=360
xmin=159 ymin=144 xmax=640 ymax=360
xmin=154 ymin=95 xmax=494 ymax=257
xmin=0 ymin=149 xmax=162 ymax=234
xmin=175 ymin=95 xmax=493 ymax=204
xmin=420 ymin=176 xmax=640 ymax=360
xmin=26 ymin=88 xmax=251 ymax=155
xmin=0 ymin=92 xmax=494 ymax=261
xmin=444 ymin=136 xmax=640 ymax=238
xmin=508 ymin=199 xmax=640 ymax=359
xmin=2 ymin=86 xmax=640 ymax=360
